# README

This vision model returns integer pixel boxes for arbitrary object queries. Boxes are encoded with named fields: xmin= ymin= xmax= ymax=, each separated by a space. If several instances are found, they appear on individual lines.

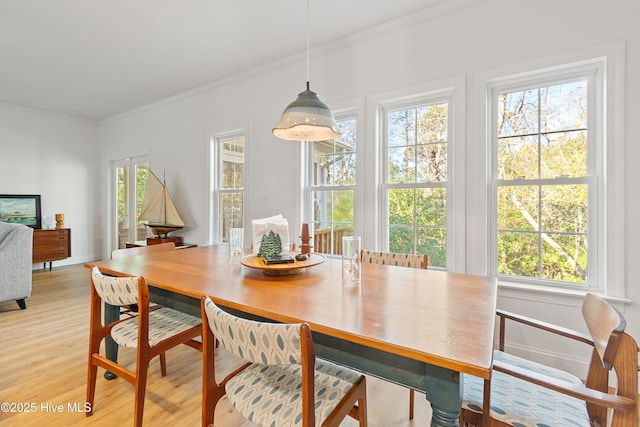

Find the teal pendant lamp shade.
xmin=272 ymin=81 xmax=340 ymax=141
xmin=272 ymin=0 xmax=340 ymax=142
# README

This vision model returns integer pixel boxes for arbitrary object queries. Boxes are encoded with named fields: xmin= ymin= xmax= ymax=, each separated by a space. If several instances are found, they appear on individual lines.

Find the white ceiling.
xmin=0 ymin=0 xmax=450 ymax=120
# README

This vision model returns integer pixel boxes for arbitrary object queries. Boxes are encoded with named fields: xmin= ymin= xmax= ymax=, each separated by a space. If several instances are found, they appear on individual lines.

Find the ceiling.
xmin=0 ymin=0 xmax=450 ymax=121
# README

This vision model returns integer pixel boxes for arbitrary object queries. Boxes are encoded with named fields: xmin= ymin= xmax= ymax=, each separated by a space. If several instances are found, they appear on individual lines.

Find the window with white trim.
xmin=307 ymin=115 xmax=356 ymax=255
xmin=381 ymin=96 xmax=451 ymax=268
xmin=213 ymin=133 xmax=245 ymax=243
xmin=489 ymin=63 xmax=602 ymax=289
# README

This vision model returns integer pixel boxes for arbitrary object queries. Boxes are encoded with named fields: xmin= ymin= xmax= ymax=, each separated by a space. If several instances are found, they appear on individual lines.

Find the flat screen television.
xmin=0 ymin=194 xmax=42 ymax=229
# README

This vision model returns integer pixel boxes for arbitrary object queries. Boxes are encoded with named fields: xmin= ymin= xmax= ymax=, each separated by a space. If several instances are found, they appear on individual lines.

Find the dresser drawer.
xmin=33 ymin=229 xmax=71 ymax=263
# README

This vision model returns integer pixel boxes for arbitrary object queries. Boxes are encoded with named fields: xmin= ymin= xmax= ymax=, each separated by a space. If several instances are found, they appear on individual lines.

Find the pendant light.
xmin=272 ymin=0 xmax=340 ymax=141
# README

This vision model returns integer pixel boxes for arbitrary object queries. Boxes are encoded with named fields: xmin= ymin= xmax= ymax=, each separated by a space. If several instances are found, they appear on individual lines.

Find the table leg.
xmin=425 ymin=373 xmax=462 ymax=426
xmin=103 ymin=302 xmax=120 ymax=380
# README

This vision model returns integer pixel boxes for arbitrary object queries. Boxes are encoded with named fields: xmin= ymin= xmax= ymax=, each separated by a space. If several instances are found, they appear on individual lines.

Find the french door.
xmin=112 ymin=156 xmax=148 ymax=249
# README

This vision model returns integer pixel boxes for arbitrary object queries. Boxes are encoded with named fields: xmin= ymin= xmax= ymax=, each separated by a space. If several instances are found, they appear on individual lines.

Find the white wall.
xmin=0 ymin=103 xmax=101 ymax=267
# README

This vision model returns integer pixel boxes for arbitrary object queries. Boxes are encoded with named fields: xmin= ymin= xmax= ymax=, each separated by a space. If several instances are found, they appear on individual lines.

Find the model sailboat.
xmin=139 ymin=170 xmax=184 ymax=238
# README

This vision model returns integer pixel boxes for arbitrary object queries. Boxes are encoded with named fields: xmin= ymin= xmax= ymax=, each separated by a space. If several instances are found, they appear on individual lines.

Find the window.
xmin=381 ymin=97 xmax=450 ymax=268
xmin=490 ymin=65 xmax=600 ymax=288
xmin=307 ymin=116 xmax=356 ymax=255
xmin=213 ymin=133 xmax=245 ymax=243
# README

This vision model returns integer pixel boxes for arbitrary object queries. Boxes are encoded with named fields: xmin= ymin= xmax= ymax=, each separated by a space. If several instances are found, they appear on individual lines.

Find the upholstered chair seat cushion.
xmin=111 ymin=308 xmax=202 ymax=348
xmin=462 ymin=350 xmax=590 ymax=426
xmin=226 ymin=357 xmax=362 ymax=426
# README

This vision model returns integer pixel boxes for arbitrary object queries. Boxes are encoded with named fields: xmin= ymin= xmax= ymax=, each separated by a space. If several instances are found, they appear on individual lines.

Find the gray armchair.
xmin=0 ymin=222 xmax=33 ymax=309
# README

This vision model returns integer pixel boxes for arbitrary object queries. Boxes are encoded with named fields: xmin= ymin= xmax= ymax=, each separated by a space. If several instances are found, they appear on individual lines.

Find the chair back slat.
xmin=608 ymin=333 xmax=639 ymax=426
xmin=203 ymin=297 xmax=303 ymax=365
xmin=582 ymin=293 xmax=626 ymax=370
xmin=91 ymin=266 xmax=140 ymax=306
xmin=360 ymin=249 xmax=428 ymax=269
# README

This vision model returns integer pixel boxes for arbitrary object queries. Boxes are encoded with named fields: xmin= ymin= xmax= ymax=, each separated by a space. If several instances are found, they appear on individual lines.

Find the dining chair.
xmin=460 ymin=292 xmax=639 ymax=427
xmin=201 ymin=296 xmax=368 ymax=426
xmin=360 ymin=249 xmax=428 ymax=420
xmin=86 ymin=266 xmax=203 ymax=426
xmin=111 ymin=241 xmax=177 ymax=374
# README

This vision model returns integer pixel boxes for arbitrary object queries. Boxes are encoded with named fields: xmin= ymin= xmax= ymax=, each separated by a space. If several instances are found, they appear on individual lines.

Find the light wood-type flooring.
xmin=0 ymin=264 xmax=430 ymax=426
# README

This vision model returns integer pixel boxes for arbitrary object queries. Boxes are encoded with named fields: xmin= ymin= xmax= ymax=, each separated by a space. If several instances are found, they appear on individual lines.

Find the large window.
xmin=213 ymin=133 xmax=245 ymax=243
xmin=308 ymin=116 xmax=356 ymax=255
xmin=490 ymin=66 xmax=600 ymax=288
xmin=382 ymin=98 xmax=450 ymax=268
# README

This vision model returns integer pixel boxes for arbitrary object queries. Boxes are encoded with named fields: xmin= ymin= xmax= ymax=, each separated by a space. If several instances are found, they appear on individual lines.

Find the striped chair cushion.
xmin=204 ymin=296 xmax=302 ymax=365
xmin=111 ymin=307 xmax=202 ymax=348
xmin=361 ymin=250 xmax=427 ymax=268
xmin=462 ymin=350 xmax=590 ymax=426
xmin=226 ymin=358 xmax=362 ymax=427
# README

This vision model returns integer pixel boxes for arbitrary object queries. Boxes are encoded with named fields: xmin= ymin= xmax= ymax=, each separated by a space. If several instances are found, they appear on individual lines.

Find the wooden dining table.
xmin=87 ymin=244 xmax=497 ymax=427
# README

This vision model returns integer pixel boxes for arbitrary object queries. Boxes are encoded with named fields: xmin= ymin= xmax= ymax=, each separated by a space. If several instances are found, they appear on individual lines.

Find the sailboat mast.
xmin=162 ymin=169 xmax=167 ymax=224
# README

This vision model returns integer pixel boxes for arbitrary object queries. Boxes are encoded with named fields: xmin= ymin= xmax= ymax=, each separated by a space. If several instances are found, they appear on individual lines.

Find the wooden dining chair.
xmin=360 ymin=249 xmax=428 ymax=420
xmin=111 ymin=241 xmax=177 ymax=373
xmin=86 ymin=266 xmax=203 ymax=426
xmin=201 ymin=296 xmax=368 ymax=427
xmin=460 ymin=292 xmax=639 ymax=427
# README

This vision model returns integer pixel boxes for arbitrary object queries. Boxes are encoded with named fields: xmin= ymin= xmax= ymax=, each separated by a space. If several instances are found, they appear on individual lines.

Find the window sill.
xmin=497 ymin=280 xmax=632 ymax=309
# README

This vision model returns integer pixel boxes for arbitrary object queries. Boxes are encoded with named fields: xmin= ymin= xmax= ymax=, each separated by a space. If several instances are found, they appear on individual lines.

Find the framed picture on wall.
xmin=0 ymin=194 xmax=42 ymax=229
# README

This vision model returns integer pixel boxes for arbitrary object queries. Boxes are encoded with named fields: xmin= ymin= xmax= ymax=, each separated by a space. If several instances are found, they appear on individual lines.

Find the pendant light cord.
xmin=306 ymin=0 xmax=310 ymax=90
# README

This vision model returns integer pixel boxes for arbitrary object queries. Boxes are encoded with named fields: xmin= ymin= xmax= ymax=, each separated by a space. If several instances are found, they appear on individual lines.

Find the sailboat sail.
xmin=139 ymin=170 xmax=184 ymax=236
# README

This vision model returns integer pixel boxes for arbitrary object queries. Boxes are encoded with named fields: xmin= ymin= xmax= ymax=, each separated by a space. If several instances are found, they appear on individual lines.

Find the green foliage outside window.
xmin=116 ymin=165 xmax=148 ymax=225
xmin=496 ymin=80 xmax=588 ymax=283
xmin=312 ymin=78 xmax=589 ymax=280
xmin=386 ymin=102 xmax=448 ymax=267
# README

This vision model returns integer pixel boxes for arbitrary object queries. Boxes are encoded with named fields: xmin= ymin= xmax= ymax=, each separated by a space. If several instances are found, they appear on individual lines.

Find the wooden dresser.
xmin=33 ymin=228 xmax=71 ymax=270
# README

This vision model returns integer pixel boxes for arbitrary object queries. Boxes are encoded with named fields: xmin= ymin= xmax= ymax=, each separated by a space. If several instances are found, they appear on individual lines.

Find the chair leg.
xmin=160 ymin=352 xmax=167 ymax=377
xmin=133 ymin=362 xmax=149 ymax=427
xmin=409 ymin=388 xmax=414 ymax=420
xmin=86 ymin=361 xmax=98 ymax=416
xmin=358 ymin=381 xmax=368 ymax=427
xmin=16 ymin=299 xmax=26 ymax=309
xmin=481 ymin=378 xmax=491 ymax=426
xmin=86 ymin=330 xmax=103 ymax=417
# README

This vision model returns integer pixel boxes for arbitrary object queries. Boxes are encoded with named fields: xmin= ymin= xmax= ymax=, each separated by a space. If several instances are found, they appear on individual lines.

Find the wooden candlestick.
xmin=300 ymin=223 xmax=312 ymax=254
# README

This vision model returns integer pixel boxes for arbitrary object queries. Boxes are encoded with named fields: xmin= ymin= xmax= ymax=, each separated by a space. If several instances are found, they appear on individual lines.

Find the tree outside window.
xmin=385 ymin=101 xmax=449 ymax=268
xmin=494 ymin=79 xmax=589 ymax=284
